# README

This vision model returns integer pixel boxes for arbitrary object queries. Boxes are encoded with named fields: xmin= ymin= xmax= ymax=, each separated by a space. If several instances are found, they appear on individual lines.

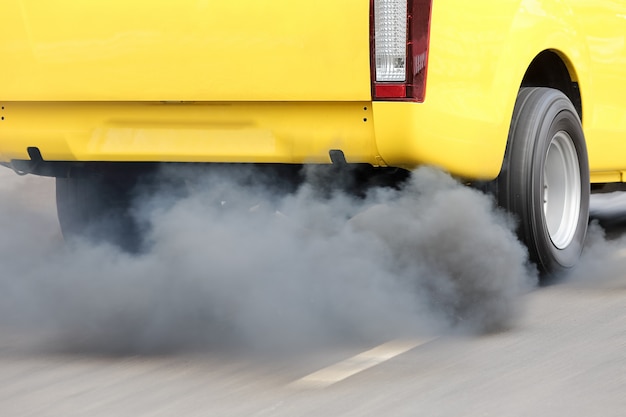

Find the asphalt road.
xmin=1 ymin=170 xmax=626 ymax=417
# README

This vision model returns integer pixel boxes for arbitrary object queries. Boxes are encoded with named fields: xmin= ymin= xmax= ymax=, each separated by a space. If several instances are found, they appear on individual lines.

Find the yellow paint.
xmin=0 ymin=0 xmax=371 ymax=101
xmin=0 ymin=102 xmax=378 ymax=164
xmin=1 ymin=0 xmax=626 ymax=182
xmin=590 ymin=171 xmax=623 ymax=184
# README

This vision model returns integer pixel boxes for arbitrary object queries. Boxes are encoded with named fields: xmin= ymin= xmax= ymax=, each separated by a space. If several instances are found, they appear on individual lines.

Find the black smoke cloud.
xmin=0 ymin=165 xmax=537 ymax=355
xmin=559 ymin=191 xmax=626 ymax=290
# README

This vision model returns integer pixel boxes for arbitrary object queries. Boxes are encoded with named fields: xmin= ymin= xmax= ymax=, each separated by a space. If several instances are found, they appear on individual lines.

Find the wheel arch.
xmin=520 ymin=50 xmax=583 ymax=122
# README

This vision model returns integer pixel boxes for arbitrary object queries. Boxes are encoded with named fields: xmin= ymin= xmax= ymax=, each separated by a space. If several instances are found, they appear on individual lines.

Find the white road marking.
xmin=290 ymin=338 xmax=436 ymax=389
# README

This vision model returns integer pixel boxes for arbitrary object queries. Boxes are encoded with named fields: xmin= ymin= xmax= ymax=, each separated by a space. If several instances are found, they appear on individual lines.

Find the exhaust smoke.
xmin=557 ymin=190 xmax=626 ymax=289
xmin=0 ymin=165 xmax=537 ymax=355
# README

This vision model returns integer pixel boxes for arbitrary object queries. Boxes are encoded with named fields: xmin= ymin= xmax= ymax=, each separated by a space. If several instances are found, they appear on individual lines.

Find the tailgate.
xmin=0 ymin=0 xmax=372 ymax=101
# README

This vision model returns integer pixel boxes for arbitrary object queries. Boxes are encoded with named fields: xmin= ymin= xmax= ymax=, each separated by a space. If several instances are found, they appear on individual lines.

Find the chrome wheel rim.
xmin=543 ymin=130 xmax=581 ymax=249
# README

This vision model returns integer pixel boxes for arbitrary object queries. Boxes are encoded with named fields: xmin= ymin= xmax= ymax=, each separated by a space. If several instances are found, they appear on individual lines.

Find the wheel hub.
xmin=543 ymin=130 xmax=581 ymax=249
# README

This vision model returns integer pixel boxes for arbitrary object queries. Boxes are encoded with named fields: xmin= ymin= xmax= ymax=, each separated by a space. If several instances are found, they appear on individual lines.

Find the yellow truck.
xmin=1 ymin=0 xmax=626 ymax=275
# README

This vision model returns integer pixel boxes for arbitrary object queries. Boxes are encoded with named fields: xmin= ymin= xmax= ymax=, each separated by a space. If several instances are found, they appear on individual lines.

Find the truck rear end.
xmin=4 ymin=1 xmax=592 ymax=277
xmin=1 ymin=0 xmax=431 ymax=171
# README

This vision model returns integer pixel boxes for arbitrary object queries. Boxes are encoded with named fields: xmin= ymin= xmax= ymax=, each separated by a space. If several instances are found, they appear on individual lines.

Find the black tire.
xmin=56 ymin=174 xmax=142 ymax=252
xmin=497 ymin=87 xmax=589 ymax=277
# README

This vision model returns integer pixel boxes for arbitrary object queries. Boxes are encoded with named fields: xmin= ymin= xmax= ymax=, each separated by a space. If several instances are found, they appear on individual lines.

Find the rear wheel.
xmin=497 ymin=87 xmax=589 ymax=277
xmin=56 ymin=173 xmax=143 ymax=252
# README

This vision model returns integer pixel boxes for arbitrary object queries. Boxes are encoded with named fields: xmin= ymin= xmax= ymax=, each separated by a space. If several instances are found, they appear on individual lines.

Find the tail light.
xmin=371 ymin=0 xmax=433 ymax=102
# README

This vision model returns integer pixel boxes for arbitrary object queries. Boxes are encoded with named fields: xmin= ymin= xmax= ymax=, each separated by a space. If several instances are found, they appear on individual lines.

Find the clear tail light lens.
xmin=374 ymin=0 xmax=408 ymax=82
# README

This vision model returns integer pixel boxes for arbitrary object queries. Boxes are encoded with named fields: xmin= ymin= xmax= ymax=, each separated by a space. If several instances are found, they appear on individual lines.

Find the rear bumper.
xmin=0 ymin=101 xmax=381 ymax=166
xmin=0 ymin=100 xmax=507 ymax=180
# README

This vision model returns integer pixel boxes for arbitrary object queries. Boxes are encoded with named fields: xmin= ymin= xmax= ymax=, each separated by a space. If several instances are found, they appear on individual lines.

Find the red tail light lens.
xmin=371 ymin=0 xmax=433 ymax=102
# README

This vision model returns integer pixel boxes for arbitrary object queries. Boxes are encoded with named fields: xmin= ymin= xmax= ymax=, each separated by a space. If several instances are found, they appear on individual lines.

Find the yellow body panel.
xmin=1 ymin=0 xmax=626 ymax=181
xmin=0 ymin=102 xmax=377 ymax=164
xmin=0 ymin=0 xmax=371 ymax=101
